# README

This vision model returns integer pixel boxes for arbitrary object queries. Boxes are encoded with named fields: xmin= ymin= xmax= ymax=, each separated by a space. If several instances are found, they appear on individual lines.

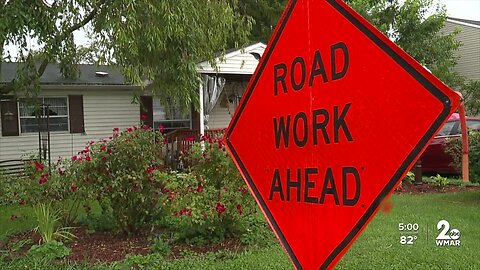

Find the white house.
xmin=0 ymin=43 xmax=267 ymax=162
xmin=0 ymin=63 xmax=141 ymax=162
xmin=442 ymin=17 xmax=480 ymax=81
xmin=197 ymin=42 xmax=266 ymax=134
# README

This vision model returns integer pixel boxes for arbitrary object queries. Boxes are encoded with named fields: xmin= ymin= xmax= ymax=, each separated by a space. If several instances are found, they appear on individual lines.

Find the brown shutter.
xmin=191 ymin=104 xmax=200 ymax=131
xmin=0 ymin=96 xmax=19 ymax=136
xmin=140 ymin=96 xmax=153 ymax=128
xmin=68 ymin=95 xmax=84 ymax=133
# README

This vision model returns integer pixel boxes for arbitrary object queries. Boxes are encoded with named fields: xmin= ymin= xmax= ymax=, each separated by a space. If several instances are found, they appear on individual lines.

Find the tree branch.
xmin=37 ymin=2 xmax=104 ymax=78
xmin=0 ymin=0 xmax=107 ymax=95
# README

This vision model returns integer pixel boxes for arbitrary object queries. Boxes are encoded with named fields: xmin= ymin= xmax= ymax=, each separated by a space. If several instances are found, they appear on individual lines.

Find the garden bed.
xmin=395 ymin=182 xmax=480 ymax=194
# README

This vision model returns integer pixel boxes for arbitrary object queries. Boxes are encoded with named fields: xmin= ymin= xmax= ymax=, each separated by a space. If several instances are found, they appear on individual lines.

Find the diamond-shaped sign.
xmin=225 ymin=0 xmax=460 ymax=269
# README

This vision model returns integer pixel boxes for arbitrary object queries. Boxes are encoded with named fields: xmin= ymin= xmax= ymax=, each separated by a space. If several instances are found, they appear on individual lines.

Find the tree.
xmin=237 ymin=0 xmax=288 ymax=43
xmin=345 ymin=0 xmax=463 ymax=88
xmin=0 ymin=0 xmax=253 ymax=108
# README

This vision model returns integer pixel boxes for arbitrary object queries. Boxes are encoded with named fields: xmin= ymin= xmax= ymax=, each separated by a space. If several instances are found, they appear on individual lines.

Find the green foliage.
xmin=237 ymin=0 xmax=288 ymax=43
xmin=343 ymin=0 xmax=463 ymax=88
xmin=80 ymin=204 xmax=116 ymax=233
xmin=28 ymin=240 xmax=71 ymax=260
xmin=72 ymin=126 xmax=168 ymax=234
xmin=0 ymin=157 xmax=85 ymax=225
xmin=120 ymin=253 xmax=165 ymax=270
xmin=427 ymin=174 xmax=450 ymax=188
xmin=164 ymin=137 xmax=258 ymax=243
xmin=445 ymin=131 xmax=480 ymax=183
xmin=462 ymin=80 xmax=480 ymax=116
xmin=1 ymin=1 xmax=253 ymax=109
xmin=238 ymin=214 xmax=276 ymax=247
xmin=33 ymin=203 xmax=75 ymax=244
xmin=149 ymin=234 xmax=172 ymax=256
xmin=9 ymin=239 xmax=32 ymax=253
xmin=402 ymin=171 xmax=415 ymax=184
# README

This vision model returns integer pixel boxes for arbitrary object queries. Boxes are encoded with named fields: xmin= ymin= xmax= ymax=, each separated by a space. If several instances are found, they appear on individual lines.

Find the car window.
xmin=437 ymin=121 xmax=456 ymax=136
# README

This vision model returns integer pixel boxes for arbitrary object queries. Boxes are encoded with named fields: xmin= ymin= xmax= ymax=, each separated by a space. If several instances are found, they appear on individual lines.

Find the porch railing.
xmin=163 ymin=128 xmax=225 ymax=169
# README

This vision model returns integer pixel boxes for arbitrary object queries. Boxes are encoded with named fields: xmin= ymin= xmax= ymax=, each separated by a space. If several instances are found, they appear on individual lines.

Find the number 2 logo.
xmin=436 ymin=220 xmax=460 ymax=240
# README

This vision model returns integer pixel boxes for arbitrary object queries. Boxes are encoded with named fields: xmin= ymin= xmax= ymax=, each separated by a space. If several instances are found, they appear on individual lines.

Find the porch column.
xmin=199 ymin=74 xmax=205 ymax=136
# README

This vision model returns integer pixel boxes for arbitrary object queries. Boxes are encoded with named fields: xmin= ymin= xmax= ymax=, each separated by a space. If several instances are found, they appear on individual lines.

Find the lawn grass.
xmin=1 ymin=191 xmax=479 ymax=269
xmin=337 ymin=191 xmax=480 ymax=269
xmin=0 ymin=204 xmax=37 ymax=240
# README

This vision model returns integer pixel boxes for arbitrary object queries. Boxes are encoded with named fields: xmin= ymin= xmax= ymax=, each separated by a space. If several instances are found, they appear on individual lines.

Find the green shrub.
xmin=33 ymin=203 xmax=75 ymax=244
xmin=28 ymin=240 xmax=71 ymax=260
xmin=71 ymin=126 xmax=168 ymax=234
xmin=0 ymin=157 xmax=87 ymax=225
xmin=445 ymin=131 xmax=480 ymax=183
xmin=428 ymin=174 xmax=450 ymax=188
xmin=164 ymin=137 xmax=258 ymax=243
xmin=402 ymin=171 xmax=415 ymax=184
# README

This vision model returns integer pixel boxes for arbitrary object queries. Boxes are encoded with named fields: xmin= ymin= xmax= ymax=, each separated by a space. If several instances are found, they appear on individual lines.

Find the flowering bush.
xmin=72 ymin=126 xmax=168 ymax=234
xmin=165 ymin=136 xmax=257 ymax=243
xmin=445 ymin=131 xmax=480 ymax=183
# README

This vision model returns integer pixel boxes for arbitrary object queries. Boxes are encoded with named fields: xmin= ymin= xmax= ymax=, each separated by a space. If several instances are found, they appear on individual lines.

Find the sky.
xmin=439 ymin=0 xmax=480 ymax=20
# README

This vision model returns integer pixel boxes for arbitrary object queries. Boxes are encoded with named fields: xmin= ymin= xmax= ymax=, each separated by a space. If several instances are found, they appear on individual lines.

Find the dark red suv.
xmin=420 ymin=113 xmax=480 ymax=174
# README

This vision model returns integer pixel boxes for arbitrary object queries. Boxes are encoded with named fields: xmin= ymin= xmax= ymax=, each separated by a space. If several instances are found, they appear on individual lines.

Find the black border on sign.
xmin=225 ymin=0 xmax=452 ymax=269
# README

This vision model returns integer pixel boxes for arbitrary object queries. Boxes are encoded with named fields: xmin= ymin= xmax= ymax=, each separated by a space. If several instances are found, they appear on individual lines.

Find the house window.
xmin=18 ymin=97 xmax=69 ymax=133
xmin=152 ymin=98 xmax=191 ymax=132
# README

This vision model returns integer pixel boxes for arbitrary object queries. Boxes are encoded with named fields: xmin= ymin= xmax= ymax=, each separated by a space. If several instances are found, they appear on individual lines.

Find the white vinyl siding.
xmin=443 ymin=20 xmax=480 ymax=81
xmin=197 ymin=43 xmax=266 ymax=75
xmin=0 ymin=88 xmax=139 ymax=161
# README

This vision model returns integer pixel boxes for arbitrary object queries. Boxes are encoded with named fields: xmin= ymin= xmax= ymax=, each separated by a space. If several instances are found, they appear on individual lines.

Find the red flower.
xmin=141 ymin=114 xmax=148 ymax=120
xmin=58 ymin=168 xmax=65 ymax=175
xmin=127 ymin=127 xmax=133 ymax=132
xmin=102 ymin=156 xmax=107 ymax=161
xmin=100 ymin=145 xmax=107 ymax=152
xmin=113 ymin=127 xmax=119 ymax=132
xmin=107 ymin=149 xmax=112 ymax=154
xmin=34 ymin=161 xmax=44 ymax=172
xmin=85 ymin=155 xmax=91 ymax=161
xmin=215 ymin=202 xmax=226 ymax=216
xmin=89 ymin=140 xmax=95 ymax=145
xmin=176 ymin=208 xmax=192 ymax=216
xmin=236 ymin=204 xmax=243 ymax=214
xmin=143 ymin=125 xmax=150 ymax=131
xmin=159 ymin=125 xmax=165 ymax=134
xmin=239 ymin=187 xmax=247 ymax=194
xmin=197 ymin=184 xmax=203 ymax=193
xmin=10 ymin=214 xmax=17 ymax=221
xmin=108 ymin=136 xmax=113 ymax=140
xmin=70 ymin=186 xmax=78 ymax=192
xmin=146 ymin=165 xmax=157 ymax=174
xmin=19 ymin=199 xmax=25 ymax=206
xmin=71 ymin=155 xmax=77 ymax=161
xmin=38 ymin=174 xmax=48 ymax=185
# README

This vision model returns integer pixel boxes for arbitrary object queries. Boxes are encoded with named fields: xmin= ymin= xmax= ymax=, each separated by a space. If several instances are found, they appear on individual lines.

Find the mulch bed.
xmin=395 ymin=182 xmax=480 ymax=194
xmin=1 ymin=182 xmax=478 ymax=264
xmin=1 ymin=226 xmax=245 ymax=263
